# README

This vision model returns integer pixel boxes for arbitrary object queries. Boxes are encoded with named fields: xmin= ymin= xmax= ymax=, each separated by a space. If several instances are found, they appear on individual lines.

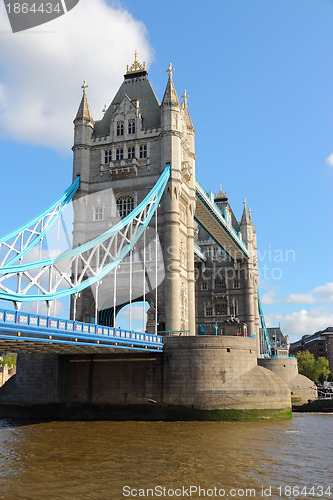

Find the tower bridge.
xmin=0 ymin=55 xmax=310 ymax=419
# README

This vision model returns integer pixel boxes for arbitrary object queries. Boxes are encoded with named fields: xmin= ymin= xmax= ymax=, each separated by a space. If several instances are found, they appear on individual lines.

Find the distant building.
xmin=289 ymin=327 xmax=333 ymax=371
xmin=259 ymin=326 xmax=290 ymax=358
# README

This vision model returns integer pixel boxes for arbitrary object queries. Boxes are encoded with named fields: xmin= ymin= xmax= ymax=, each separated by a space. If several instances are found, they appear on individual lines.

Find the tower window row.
xmin=104 ymin=144 xmax=147 ymax=163
xmin=205 ymin=300 xmax=238 ymax=317
xmin=92 ymin=195 xmax=135 ymax=221
xmin=201 ymin=278 xmax=241 ymax=290
xmin=116 ymin=119 xmax=136 ymax=136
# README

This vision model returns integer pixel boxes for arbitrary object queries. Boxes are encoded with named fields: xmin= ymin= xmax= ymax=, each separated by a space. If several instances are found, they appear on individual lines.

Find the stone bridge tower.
xmin=72 ymin=54 xmax=196 ymax=334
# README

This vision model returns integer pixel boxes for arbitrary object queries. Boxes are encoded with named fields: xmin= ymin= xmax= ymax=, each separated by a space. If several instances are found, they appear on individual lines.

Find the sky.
xmin=0 ymin=0 xmax=332 ymax=341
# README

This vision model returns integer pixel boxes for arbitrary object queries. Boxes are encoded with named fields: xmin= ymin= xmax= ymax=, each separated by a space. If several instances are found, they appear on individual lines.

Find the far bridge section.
xmin=195 ymin=179 xmax=250 ymax=260
xmin=0 ymin=309 xmax=163 ymax=354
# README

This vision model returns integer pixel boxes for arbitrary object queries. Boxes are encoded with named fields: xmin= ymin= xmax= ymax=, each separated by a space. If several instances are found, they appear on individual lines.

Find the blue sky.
xmin=0 ymin=0 xmax=332 ymax=340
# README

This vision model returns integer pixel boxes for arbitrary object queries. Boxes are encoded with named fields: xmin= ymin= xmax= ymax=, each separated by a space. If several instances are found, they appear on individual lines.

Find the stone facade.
xmin=72 ymin=56 xmax=260 ymax=344
xmin=0 ymin=338 xmax=291 ymax=419
xmin=72 ymin=59 xmax=196 ymax=335
xmin=258 ymin=357 xmax=317 ymax=405
xmin=195 ymin=192 xmax=260 ymax=354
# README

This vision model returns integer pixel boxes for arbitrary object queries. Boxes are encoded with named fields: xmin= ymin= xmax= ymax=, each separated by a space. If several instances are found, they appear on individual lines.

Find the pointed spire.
xmin=74 ymin=80 xmax=94 ymax=124
xmin=162 ymin=62 xmax=179 ymax=107
xmin=241 ymin=198 xmax=250 ymax=225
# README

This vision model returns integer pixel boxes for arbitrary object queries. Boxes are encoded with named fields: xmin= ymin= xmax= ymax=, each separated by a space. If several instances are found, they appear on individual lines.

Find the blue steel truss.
xmin=0 ymin=166 xmax=170 ymax=303
xmin=258 ymin=294 xmax=272 ymax=358
xmin=0 ymin=176 xmax=80 ymax=269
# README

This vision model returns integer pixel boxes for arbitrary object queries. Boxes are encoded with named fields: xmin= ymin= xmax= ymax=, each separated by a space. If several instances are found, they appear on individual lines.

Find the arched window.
xmin=128 ymin=119 xmax=135 ymax=134
xmin=230 ymin=300 xmax=238 ymax=317
xmin=180 ymin=287 xmax=187 ymax=320
xmin=215 ymin=302 xmax=227 ymax=315
xmin=104 ymin=150 xmax=112 ymax=164
xmin=117 ymin=121 xmax=124 ymax=136
xmin=116 ymin=148 xmax=124 ymax=160
xmin=128 ymin=146 xmax=135 ymax=159
xmin=139 ymin=144 xmax=147 ymax=158
xmin=116 ymin=195 xmax=134 ymax=218
xmin=214 ymin=276 xmax=226 ymax=290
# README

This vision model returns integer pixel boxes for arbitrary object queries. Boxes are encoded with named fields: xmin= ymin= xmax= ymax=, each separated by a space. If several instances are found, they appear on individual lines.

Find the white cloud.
xmin=285 ymin=282 xmax=333 ymax=305
xmin=0 ymin=0 xmax=152 ymax=150
xmin=266 ymin=307 xmax=333 ymax=340
xmin=261 ymin=289 xmax=277 ymax=305
xmin=326 ymin=153 xmax=333 ymax=167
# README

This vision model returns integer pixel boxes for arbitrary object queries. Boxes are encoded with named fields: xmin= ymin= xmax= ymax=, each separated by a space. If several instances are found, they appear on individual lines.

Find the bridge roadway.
xmin=0 ymin=309 xmax=163 ymax=354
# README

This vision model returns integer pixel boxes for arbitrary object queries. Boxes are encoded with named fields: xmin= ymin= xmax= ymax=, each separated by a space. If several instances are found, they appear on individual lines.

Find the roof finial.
xmin=126 ymin=51 xmax=146 ymax=74
xmin=215 ymin=185 xmax=227 ymax=199
xmin=81 ymin=80 xmax=88 ymax=94
xmin=243 ymin=198 xmax=247 ymax=208
xmin=102 ymin=104 xmax=107 ymax=114
xmin=182 ymin=89 xmax=189 ymax=106
xmin=249 ymin=207 xmax=252 ymax=218
xmin=167 ymin=62 xmax=175 ymax=79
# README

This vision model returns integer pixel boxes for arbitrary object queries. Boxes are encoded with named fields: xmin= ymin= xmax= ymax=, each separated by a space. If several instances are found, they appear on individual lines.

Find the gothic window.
xmin=180 ymin=204 xmax=186 ymax=224
xmin=207 ymin=247 xmax=212 ymax=258
xmin=201 ymin=281 xmax=208 ymax=290
xmin=230 ymin=300 xmax=238 ymax=317
xmin=215 ymin=302 xmax=227 ymax=315
xmin=93 ymin=200 xmax=104 ymax=221
xmin=116 ymin=148 xmax=124 ymax=160
xmin=205 ymin=305 xmax=213 ymax=317
xmin=213 ymin=247 xmax=219 ymax=257
xmin=116 ymin=195 xmax=134 ymax=218
xmin=128 ymin=146 xmax=135 ymax=159
xmin=180 ymin=287 xmax=187 ymax=320
xmin=214 ymin=276 xmax=226 ymax=290
xmin=128 ymin=119 xmax=135 ymax=134
xmin=233 ymin=279 xmax=240 ymax=289
xmin=139 ymin=144 xmax=147 ymax=158
xmin=117 ymin=121 xmax=124 ymax=136
xmin=145 ymin=245 xmax=152 ymax=261
xmin=180 ymin=245 xmax=187 ymax=268
xmin=104 ymin=150 xmax=112 ymax=164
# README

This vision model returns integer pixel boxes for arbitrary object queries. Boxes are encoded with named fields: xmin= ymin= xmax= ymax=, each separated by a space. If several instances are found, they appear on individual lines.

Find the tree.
xmin=296 ymin=350 xmax=331 ymax=384
xmin=0 ymin=353 xmax=17 ymax=368
xmin=315 ymin=357 xmax=331 ymax=385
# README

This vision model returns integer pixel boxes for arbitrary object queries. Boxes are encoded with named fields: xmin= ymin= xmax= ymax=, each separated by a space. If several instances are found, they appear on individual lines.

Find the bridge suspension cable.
xmin=0 ymin=165 xmax=170 ymax=304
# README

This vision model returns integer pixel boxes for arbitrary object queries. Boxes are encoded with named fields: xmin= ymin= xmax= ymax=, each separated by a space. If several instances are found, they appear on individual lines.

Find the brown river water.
xmin=0 ymin=414 xmax=332 ymax=500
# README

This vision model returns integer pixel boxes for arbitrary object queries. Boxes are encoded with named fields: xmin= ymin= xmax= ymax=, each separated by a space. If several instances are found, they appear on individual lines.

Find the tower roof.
xmin=74 ymin=80 xmax=94 ymax=124
xmin=94 ymin=53 xmax=161 ymax=136
xmin=161 ymin=63 xmax=180 ymax=107
xmin=240 ymin=198 xmax=250 ymax=225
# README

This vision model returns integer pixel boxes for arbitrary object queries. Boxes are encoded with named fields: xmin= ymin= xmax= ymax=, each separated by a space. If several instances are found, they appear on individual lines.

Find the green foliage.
xmin=0 ymin=353 xmax=17 ymax=368
xmin=296 ymin=350 xmax=331 ymax=384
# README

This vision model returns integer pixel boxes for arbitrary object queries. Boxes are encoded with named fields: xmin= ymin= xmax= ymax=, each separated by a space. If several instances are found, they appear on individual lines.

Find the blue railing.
xmin=0 ymin=309 xmax=164 ymax=352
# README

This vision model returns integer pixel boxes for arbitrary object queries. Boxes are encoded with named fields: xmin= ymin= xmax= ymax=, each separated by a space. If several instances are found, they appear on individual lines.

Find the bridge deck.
xmin=0 ymin=309 xmax=163 ymax=354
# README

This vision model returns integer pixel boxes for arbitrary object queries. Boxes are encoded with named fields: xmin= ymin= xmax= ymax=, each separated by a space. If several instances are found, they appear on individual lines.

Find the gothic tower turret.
xmin=240 ymin=199 xmax=260 ymax=353
xmin=73 ymin=80 xmax=94 ymax=195
xmin=71 ymin=55 xmax=196 ymax=334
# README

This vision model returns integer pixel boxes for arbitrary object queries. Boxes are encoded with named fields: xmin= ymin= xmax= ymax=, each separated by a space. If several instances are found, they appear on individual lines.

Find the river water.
xmin=0 ymin=414 xmax=332 ymax=500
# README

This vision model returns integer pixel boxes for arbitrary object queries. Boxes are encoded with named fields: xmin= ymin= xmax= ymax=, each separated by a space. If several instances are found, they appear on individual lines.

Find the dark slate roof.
xmin=94 ymin=75 xmax=161 ymax=136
